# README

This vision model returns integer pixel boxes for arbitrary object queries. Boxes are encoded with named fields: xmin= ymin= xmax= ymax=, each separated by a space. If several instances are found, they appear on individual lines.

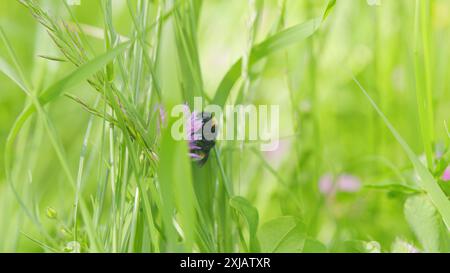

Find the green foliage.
xmin=230 ymin=196 xmax=260 ymax=252
xmin=258 ymin=216 xmax=326 ymax=253
xmin=404 ymin=195 xmax=449 ymax=252
xmin=0 ymin=0 xmax=449 ymax=253
xmin=354 ymin=77 xmax=450 ymax=229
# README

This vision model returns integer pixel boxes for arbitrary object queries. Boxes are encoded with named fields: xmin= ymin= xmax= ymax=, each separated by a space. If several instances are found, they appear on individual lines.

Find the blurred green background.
xmin=0 ymin=0 xmax=449 ymax=252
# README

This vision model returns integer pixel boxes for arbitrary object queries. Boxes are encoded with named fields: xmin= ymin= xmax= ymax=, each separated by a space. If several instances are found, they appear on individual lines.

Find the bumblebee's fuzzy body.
xmin=187 ymin=112 xmax=217 ymax=166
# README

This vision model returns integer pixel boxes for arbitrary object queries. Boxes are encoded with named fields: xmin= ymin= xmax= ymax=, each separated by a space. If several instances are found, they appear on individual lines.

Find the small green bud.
xmin=46 ymin=207 xmax=58 ymax=219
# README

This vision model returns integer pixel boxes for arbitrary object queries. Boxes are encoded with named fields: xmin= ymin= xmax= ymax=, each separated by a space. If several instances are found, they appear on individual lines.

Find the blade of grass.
xmin=212 ymin=0 xmax=336 ymax=108
xmin=353 ymin=76 xmax=450 ymax=229
xmin=2 ymin=31 xmax=130 ymax=252
xmin=413 ymin=0 xmax=434 ymax=168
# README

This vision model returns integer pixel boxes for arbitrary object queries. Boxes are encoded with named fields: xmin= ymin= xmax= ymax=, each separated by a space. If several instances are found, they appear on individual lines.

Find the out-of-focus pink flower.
xmin=443 ymin=166 xmax=450 ymax=182
xmin=319 ymin=174 xmax=335 ymax=195
xmin=337 ymin=174 xmax=361 ymax=192
xmin=319 ymin=173 xmax=362 ymax=196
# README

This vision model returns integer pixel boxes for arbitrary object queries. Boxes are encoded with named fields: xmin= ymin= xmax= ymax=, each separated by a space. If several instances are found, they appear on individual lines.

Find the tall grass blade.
xmin=353 ymin=76 xmax=450 ymax=229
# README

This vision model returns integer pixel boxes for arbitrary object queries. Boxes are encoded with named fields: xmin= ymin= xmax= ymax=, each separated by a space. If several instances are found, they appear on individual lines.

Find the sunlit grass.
xmin=0 ymin=0 xmax=449 ymax=253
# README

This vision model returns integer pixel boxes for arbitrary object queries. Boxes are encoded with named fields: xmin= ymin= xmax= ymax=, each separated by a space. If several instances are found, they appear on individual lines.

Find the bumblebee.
xmin=188 ymin=111 xmax=217 ymax=166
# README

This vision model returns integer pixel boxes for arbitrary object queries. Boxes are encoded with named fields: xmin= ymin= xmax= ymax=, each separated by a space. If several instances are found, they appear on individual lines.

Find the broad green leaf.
xmin=353 ymin=77 xmax=450 ymax=229
xmin=404 ymin=195 xmax=441 ymax=252
xmin=258 ymin=216 xmax=308 ymax=253
xmin=230 ymin=196 xmax=260 ymax=252
xmin=250 ymin=18 xmax=322 ymax=60
xmin=158 ymin=119 xmax=197 ymax=251
xmin=303 ymin=238 xmax=328 ymax=253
